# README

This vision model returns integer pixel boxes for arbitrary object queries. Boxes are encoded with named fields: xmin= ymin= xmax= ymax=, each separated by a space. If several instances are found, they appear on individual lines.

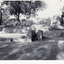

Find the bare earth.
xmin=0 ymin=30 xmax=64 ymax=60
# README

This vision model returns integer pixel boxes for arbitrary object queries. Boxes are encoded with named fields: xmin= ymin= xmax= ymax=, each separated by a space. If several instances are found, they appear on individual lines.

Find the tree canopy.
xmin=2 ymin=1 xmax=46 ymax=21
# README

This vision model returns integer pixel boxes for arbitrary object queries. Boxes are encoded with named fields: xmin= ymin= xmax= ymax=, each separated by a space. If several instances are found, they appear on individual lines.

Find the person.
xmin=37 ymin=30 xmax=43 ymax=41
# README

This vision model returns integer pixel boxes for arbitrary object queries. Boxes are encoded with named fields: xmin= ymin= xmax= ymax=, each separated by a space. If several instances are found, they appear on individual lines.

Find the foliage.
xmin=2 ymin=1 xmax=46 ymax=21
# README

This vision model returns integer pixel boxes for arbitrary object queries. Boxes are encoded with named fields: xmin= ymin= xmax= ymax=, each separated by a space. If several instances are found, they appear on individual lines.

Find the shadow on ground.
xmin=0 ymin=37 xmax=60 ymax=60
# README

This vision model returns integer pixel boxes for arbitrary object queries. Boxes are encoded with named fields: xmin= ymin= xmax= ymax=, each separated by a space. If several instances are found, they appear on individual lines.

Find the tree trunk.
xmin=17 ymin=13 xmax=20 ymax=22
xmin=0 ymin=12 xmax=2 ymax=25
xmin=31 ymin=30 xmax=35 ymax=41
xmin=60 ymin=15 xmax=63 ymax=25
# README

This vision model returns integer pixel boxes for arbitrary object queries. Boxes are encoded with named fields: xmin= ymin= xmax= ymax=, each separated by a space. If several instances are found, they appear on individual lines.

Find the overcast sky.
xmin=36 ymin=0 xmax=64 ymax=18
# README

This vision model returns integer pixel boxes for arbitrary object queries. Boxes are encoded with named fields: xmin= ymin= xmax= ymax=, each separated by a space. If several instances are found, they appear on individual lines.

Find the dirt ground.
xmin=0 ymin=29 xmax=64 ymax=60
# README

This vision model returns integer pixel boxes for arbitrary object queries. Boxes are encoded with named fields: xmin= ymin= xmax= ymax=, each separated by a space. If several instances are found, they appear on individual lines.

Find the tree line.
xmin=0 ymin=1 xmax=46 ymax=25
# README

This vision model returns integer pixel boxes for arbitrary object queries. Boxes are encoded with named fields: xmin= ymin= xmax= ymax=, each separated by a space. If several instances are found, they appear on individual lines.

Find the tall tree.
xmin=60 ymin=7 xmax=64 ymax=25
xmin=2 ymin=1 xmax=46 ymax=21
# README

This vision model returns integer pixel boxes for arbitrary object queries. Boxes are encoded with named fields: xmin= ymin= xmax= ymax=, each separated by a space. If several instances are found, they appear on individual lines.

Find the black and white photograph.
xmin=0 ymin=0 xmax=64 ymax=60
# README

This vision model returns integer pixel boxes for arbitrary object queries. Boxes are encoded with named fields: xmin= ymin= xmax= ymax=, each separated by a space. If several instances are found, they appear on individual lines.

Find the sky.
xmin=36 ymin=0 xmax=64 ymax=18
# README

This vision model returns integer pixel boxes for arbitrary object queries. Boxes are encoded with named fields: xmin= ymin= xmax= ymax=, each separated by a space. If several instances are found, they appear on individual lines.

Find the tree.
xmin=2 ymin=1 xmax=46 ymax=21
xmin=60 ymin=12 xmax=64 ymax=25
xmin=0 ymin=9 xmax=2 ymax=25
xmin=0 ymin=5 xmax=3 ymax=25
